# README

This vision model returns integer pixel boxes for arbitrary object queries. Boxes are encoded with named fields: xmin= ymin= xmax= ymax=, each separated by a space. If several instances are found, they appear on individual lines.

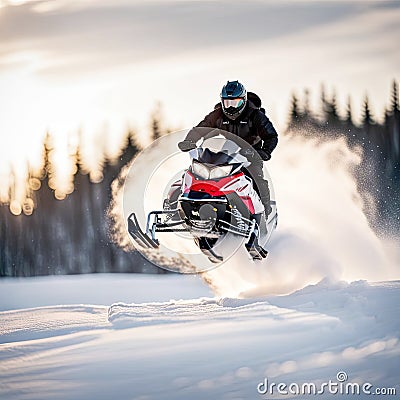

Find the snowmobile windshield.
xmin=197 ymin=148 xmax=233 ymax=165
xmin=190 ymin=135 xmax=251 ymax=168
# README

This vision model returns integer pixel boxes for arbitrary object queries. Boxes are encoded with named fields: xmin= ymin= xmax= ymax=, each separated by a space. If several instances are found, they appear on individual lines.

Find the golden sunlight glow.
xmin=10 ymin=200 xmax=22 ymax=216
xmin=0 ymin=50 xmax=125 ymax=204
xmin=22 ymin=197 xmax=34 ymax=215
xmin=0 ymin=170 xmax=11 ymax=203
xmin=28 ymin=178 xmax=41 ymax=191
xmin=0 ymin=1 xmax=398 ymax=210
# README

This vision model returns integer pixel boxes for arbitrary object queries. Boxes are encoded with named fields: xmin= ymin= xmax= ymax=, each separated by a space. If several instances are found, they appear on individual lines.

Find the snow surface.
xmin=1 ymin=275 xmax=399 ymax=400
xmin=0 ymin=274 xmax=211 ymax=312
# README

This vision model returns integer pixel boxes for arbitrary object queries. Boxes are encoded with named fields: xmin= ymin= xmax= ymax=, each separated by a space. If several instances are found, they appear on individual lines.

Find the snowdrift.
xmin=1 ymin=276 xmax=399 ymax=400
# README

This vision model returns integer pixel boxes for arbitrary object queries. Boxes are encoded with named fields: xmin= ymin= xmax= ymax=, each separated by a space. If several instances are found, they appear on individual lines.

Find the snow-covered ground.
xmin=2 ymin=132 xmax=399 ymax=399
xmin=1 ymin=274 xmax=399 ymax=400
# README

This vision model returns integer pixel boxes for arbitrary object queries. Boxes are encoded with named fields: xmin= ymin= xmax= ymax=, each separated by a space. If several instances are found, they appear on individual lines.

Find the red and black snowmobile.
xmin=128 ymin=135 xmax=277 ymax=263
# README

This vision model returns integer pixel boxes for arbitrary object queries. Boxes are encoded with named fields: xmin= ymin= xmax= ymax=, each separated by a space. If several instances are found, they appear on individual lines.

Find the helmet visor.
xmin=223 ymin=98 xmax=244 ymax=109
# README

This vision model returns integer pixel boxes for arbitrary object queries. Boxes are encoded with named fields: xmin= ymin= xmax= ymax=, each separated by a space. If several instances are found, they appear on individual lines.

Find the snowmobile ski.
xmin=245 ymin=243 xmax=268 ymax=260
xmin=127 ymin=213 xmax=159 ymax=249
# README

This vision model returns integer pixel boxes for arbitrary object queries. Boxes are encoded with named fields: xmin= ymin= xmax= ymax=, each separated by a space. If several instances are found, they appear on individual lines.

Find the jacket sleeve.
xmin=254 ymin=110 xmax=278 ymax=155
xmin=184 ymin=110 xmax=219 ymax=142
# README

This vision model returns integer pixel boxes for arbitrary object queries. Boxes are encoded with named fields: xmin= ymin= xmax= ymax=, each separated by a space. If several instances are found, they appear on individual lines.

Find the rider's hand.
xmin=257 ymin=149 xmax=271 ymax=161
xmin=178 ymin=139 xmax=196 ymax=152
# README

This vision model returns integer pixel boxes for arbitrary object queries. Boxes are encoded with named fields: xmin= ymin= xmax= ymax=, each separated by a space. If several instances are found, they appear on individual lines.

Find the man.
xmin=178 ymin=80 xmax=278 ymax=217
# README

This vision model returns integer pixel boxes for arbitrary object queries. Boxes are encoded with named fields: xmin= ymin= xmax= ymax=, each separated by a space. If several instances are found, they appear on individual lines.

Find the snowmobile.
xmin=127 ymin=135 xmax=277 ymax=263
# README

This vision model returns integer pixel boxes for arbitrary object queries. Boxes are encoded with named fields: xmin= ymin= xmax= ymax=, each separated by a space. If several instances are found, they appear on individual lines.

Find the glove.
xmin=178 ymin=139 xmax=196 ymax=152
xmin=257 ymin=149 xmax=271 ymax=161
xmin=242 ymin=150 xmax=262 ymax=169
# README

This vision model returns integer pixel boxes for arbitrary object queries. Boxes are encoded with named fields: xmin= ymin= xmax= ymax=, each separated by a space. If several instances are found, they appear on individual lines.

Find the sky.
xmin=0 ymin=0 xmax=399 ymax=181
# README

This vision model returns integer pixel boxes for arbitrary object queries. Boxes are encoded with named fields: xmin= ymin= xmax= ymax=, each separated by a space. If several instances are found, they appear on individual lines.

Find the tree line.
xmin=0 ymin=111 xmax=167 ymax=276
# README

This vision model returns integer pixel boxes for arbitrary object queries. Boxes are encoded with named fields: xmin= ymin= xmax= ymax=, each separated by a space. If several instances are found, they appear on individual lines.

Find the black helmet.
xmin=220 ymin=80 xmax=247 ymax=119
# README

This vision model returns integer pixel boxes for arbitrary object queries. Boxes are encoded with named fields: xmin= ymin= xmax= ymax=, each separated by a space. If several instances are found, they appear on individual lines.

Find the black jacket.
xmin=185 ymin=100 xmax=278 ymax=157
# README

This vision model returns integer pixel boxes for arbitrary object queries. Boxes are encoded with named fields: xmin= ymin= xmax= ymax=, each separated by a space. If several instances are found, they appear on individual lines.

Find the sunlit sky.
xmin=0 ymin=0 xmax=399 ymax=184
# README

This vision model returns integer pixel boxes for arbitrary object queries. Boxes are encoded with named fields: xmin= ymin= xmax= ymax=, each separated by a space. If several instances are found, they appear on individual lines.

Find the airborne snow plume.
xmin=203 ymin=135 xmax=399 ymax=298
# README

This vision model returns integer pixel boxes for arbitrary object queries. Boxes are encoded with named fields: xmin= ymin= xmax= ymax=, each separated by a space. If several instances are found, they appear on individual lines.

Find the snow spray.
xmin=203 ymin=134 xmax=399 ymax=298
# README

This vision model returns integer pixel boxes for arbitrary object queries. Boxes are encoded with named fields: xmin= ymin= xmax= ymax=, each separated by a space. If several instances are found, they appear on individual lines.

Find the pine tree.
xmin=302 ymin=89 xmax=311 ymax=117
xmin=320 ymin=83 xmax=328 ymax=121
xmin=387 ymin=80 xmax=400 ymax=170
xmin=150 ymin=102 xmax=163 ymax=141
xmin=361 ymin=95 xmax=374 ymax=126
xmin=320 ymin=84 xmax=336 ymax=131
xmin=345 ymin=96 xmax=353 ymax=124
xmin=42 ymin=131 xmax=53 ymax=178
xmin=390 ymin=79 xmax=399 ymax=113
xmin=330 ymin=91 xmax=339 ymax=120
xmin=317 ymin=85 xmax=341 ymax=134
xmin=288 ymin=92 xmax=300 ymax=129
